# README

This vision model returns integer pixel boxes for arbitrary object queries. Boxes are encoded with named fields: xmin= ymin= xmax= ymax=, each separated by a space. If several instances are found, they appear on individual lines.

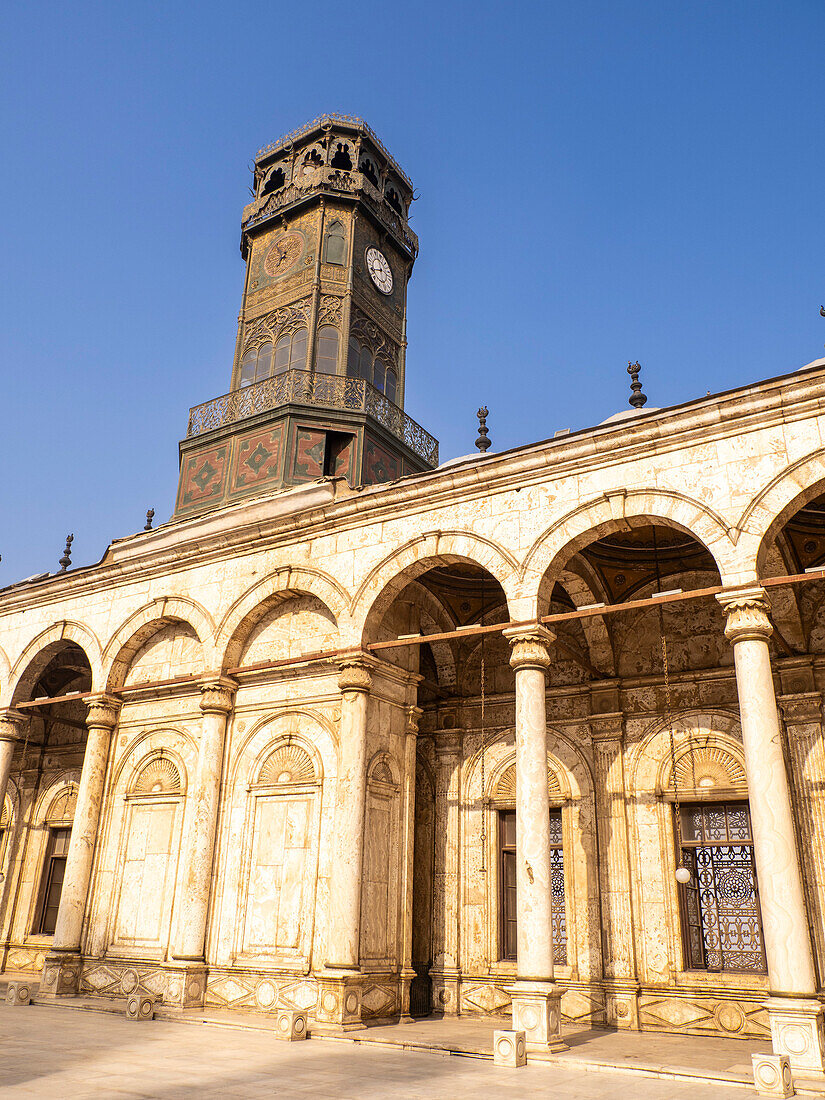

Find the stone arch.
xmin=229 ymin=710 xmax=335 ymax=794
xmin=102 ymin=597 xmax=214 ymax=691
xmin=33 ymin=772 xmax=81 ymax=826
xmin=352 ymin=531 xmax=520 ymax=646
xmin=9 ymin=623 xmax=101 ymax=704
xmin=111 ymin=728 xmax=197 ymax=797
xmin=739 ymin=450 xmax=825 ymax=577
xmin=629 ymin=709 xmax=744 ymax=797
xmin=216 ymin=566 xmax=348 ymax=670
xmin=0 ymin=642 xmax=11 ymax=705
xmin=521 ymin=490 xmax=738 ymax=620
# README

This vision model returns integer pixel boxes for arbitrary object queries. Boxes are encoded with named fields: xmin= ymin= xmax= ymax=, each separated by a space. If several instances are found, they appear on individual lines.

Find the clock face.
xmin=366 ymin=246 xmax=393 ymax=294
xmin=264 ymin=232 xmax=304 ymax=278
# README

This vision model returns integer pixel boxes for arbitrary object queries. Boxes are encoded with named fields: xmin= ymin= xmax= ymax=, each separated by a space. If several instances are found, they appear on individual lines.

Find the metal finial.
xmin=59 ymin=534 xmax=74 ymax=572
xmin=144 ymin=509 xmax=155 ymax=532
xmin=820 ymin=305 xmax=825 ymax=318
xmin=475 ymin=406 xmax=491 ymax=452
xmin=627 ymin=361 xmax=647 ymax=409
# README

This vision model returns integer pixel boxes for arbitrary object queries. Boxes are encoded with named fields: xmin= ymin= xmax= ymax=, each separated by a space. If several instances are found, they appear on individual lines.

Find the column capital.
xmin=716 ymin=586 xmax=773 ymax=643
xmin=198 ymin=676 xmax=237 ymax=714
xmin=405 ymin=706 xmax=423 ymax=737
xmin=337 ymin=658 xmax=372 ymax=694
xmin=0 ymin=708 xmax=27 ymax=741
xmin=589 ymin=712 xmax=625 ymax=744
xmin=503 ymin=623 xmax=555 ymax=671
xmin=82 ymin=694 xmax=121 ymax=730
xmin=778 ymin=692 xmax=823 ymax=726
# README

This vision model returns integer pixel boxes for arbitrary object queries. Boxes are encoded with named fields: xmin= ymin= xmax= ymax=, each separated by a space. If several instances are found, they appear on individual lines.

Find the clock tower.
xmin=175 ymin=115 xmax=438 ymax=519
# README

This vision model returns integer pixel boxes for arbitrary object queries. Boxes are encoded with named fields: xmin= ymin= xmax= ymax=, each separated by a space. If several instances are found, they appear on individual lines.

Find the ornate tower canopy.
xmin=175 ymin=115 xmax=437 ymax=520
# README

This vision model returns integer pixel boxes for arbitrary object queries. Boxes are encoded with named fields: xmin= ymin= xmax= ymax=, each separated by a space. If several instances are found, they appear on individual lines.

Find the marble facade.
xmin=2 ymin=353 xmax=825 ymax=1077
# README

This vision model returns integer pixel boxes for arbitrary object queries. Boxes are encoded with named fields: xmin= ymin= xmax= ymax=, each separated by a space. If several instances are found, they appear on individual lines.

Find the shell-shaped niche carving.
xmin=46 ymin=787 xmax=77 ymax=823
xmin=133 ymin=757 xmax=182 ymax=796
xmin=1 ymin=800 xmax=9 ymax=828
xmin=673 ymin=744 xmax=746 ymax=791
xmin=370 ymin=760 xmax=395 ymax=784
xmin=493 ymin=763 xmax=561 ymax=803
xmin=259 ymin=743 xmax=316 ymax=786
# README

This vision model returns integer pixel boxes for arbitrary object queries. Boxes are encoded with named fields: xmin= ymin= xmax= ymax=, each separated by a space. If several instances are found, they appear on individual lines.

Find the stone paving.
xmin=0 ymin=1003 xmax=753 ymax=1099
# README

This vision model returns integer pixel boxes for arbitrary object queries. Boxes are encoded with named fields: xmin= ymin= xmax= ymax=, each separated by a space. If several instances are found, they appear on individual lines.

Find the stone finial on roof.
xmin=58 ymin=534 xmax=73 ymax=572
xmin=627 ymin=361 xmax=647 ymax=409
xmin=475 ymin=407 xmax=491 ymax=453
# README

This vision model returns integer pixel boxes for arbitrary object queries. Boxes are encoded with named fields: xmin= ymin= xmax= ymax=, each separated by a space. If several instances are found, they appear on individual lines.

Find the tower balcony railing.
xmin=186 ymin=370 xmax=439 ymax=469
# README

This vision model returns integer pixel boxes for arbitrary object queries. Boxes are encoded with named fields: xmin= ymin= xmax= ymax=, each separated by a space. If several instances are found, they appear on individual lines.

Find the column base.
xmin=510 ymin=982 xmax=567 ymax=1052
xmin=163 ymin=963 xmax=208 ymax=1008
xmin=314 ymin=972 xmax=363 ymax=1031
xmin=766 ymin=997 xmax=825 ymax=1076
xmin=603 ymin=981 xmax=641 ymax=1030
xmin=38 ymin=951 xmax=83 ymax=998
xmin=431 ymin=966 xmax=461 ymax=1015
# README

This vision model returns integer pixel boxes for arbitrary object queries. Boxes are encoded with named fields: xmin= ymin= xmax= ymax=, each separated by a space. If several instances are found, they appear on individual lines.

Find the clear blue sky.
xmin=2 ymin=1 xmax=824 ymax=585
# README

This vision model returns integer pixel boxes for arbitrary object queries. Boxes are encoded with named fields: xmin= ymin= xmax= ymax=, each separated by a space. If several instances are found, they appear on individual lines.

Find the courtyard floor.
xmin=0 ymin=1001 xmax=769 ymax=1099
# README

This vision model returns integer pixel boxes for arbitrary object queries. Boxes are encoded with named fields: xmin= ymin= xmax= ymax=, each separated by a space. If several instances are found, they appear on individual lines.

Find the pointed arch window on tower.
xmin=239 ymin=341 xmax=274 ymax=387
xmin=330 ymin=142 xmax=353 ymax=170
xmin=323 ymin=220 xmax=347 ymax=266
xmin=273 ymin=328 xmax=308 ymax=375
xmin=316 ymin=326 xmax=339 ymax=374
xmin=261 ymin=167 xmax=285 ymax=197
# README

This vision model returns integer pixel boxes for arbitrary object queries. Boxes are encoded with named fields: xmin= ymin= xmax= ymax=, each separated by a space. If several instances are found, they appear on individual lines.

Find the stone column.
xmin=41 ymin=694 xmax=120 ymax=998
xmin=778 ymin=691 xmax=825 ymax=984
xmin=590 ymin=712 xmax=640 ymax=1029
xmin=717 ymin=587 xmax=825 ymax=1075
xmin=399 ymin=705 xmax=422 ymax=1019
xmin=172 ymin=676 xmax=236 ymax=989
xmin=431 ymin=729 xmax=462 ymax=1015
xmin=0 ymin=709 xmax=26 ymax=819
xmin=503 ymin=624 xmax=566 ymax=1052
xmin=317 ymin=657 xmax=372 ymax=1030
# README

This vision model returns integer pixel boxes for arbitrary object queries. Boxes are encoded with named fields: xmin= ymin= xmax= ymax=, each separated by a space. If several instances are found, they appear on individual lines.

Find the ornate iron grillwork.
xmin=186 ymin=370 xmax=439 ymax=468
xmin=549 ymin=810 xmax=567 ymax=965
xmin=677 ymin=801 xmax=766 ymax=973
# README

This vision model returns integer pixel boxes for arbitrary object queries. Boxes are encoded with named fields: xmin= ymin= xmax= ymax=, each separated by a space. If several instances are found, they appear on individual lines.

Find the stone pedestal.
xmin=126 ymin=993 xmax=156 ymax=1020
xmin=765 ymin=998 xmax=825 ymax=1076
xmin=602 ymin=980 xmax=641 ymax=1030
xmin=510 ymin=982 xmax=566 ymax=1052
xmin=314 ymin=974 xmax=363 ymax=1030
xmin=275 ymin=1009 xmax=308 ymax=1040
xmin=6 ymin=980 xmax=33 ymax=1005
xmin=39 ymin=952 xmax=83 ymax=997
xmin=752 ymin=1053 xmax=795 ymax=1097
xmin=163 ymin=963 xmax=209 ymax=1008
xmin=494 ymin=1029 xmax=527 ymax=1067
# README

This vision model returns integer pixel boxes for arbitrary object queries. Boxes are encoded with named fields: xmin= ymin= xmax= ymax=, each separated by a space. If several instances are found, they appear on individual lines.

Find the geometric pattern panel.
xmin=177 ymin=444 xmax=228 ymax=511
xmin=232 ymin=424 xmax=284 ymax=493
xmin=640 ymin=994 xmax=770 ymax=1039
xmin=363 ymin=436 xmax=400 ymax=485
xmin=292 ymin=428 xmax=325 ymax=483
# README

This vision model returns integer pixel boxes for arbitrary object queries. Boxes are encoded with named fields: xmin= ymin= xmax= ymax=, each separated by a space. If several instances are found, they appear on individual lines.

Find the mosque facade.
xmin=1 ymin=116 xmax=824 ymax=1077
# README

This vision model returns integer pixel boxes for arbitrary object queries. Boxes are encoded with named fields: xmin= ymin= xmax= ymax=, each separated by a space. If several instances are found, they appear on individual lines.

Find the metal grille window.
xmin=677 ymin=801 xmax=766 ymax=973
xmin=37 ymin=827 xmax=72 ymax=936
xmin=499 ymin=809 xmax=567 ymax=964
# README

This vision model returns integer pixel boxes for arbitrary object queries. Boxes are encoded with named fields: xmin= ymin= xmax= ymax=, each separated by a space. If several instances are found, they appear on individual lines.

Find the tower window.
xmin=261 ymin=167 xmax=285 ymax=197
xmin=301 ymin=149 xmax=323 ymax=176
xmin=330 ymin=142 xmax=353 ymax=170
xmin=323 ymin=220 xmax=347 ymax=266
xmin=385 ymin=368 xmax=398 ymax=405
xmin=359 ymin=156 xmax=379 ymax=187
xmin=316 ymin=326 xmax=339 ymax=375
xmin=677 ymin=801 xmax=766 ymax=973
xmin=240 ymin=341 xmax=274 ymax=387
xmin=274 ymin=327 xmax=308 ymax=375
xmin=346 ymin=340 xmax=400 ymax=403
xmin=385 ymin=185 xmax=402 ymax=215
